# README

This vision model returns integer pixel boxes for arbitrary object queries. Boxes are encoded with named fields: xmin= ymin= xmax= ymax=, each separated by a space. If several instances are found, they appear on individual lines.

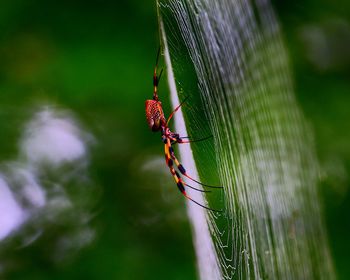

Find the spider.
xmin=145 ymin=48 xmax=221 ymax=212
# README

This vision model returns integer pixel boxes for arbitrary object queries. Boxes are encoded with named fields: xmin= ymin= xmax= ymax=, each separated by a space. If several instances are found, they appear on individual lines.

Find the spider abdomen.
xmin=145 ymin=99 xmax=166 ymax=131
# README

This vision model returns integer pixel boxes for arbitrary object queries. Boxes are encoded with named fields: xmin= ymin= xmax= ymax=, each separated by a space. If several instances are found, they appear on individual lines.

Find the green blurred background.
xmin=0 ymin=0 xmax=349 ymax=279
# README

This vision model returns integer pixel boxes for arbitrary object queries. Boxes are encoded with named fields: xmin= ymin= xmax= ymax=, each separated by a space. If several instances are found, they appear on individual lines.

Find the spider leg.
xmin=166 ymin=96 xmax=189 ymax=125
xmin=167 ymin=142 xmax=222 ymax=189
xmin=164 ymin=139 xmax=221 ymax=212
xmin=177 ymin=135 xmax=213 ymax=144
xmin=153 ymin=47 xmax=163 ymax=101
xmin=164 ymin=139 xmax=210 ymax=193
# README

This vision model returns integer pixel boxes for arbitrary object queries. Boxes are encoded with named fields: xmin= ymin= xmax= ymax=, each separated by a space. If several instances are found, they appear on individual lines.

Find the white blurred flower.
xmin=0 ymin=177 xmax=27 ymax=241
xmin=21 ymin=108 xmax=86 ymax=166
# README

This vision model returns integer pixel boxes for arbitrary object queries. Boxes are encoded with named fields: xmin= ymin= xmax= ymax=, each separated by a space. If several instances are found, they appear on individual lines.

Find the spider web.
xmin=158 ymin=0 xmax=335 ymax=279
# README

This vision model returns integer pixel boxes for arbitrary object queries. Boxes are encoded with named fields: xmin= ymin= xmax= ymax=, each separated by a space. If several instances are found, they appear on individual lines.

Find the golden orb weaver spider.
xmin=145 ymin=48 xmax=222 ymax=212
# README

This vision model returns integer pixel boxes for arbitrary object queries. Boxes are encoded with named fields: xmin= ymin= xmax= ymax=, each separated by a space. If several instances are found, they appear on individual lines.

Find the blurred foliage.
xmin=274 ymin=1 xmax=350 ymax=278
xmin=0 ymin=0 xmax=348 ymax=279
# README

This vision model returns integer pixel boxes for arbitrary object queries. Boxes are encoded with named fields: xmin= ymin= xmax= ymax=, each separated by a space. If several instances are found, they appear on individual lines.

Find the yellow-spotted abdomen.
xmin=145 ymin=99 xmax=166 ymax=132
